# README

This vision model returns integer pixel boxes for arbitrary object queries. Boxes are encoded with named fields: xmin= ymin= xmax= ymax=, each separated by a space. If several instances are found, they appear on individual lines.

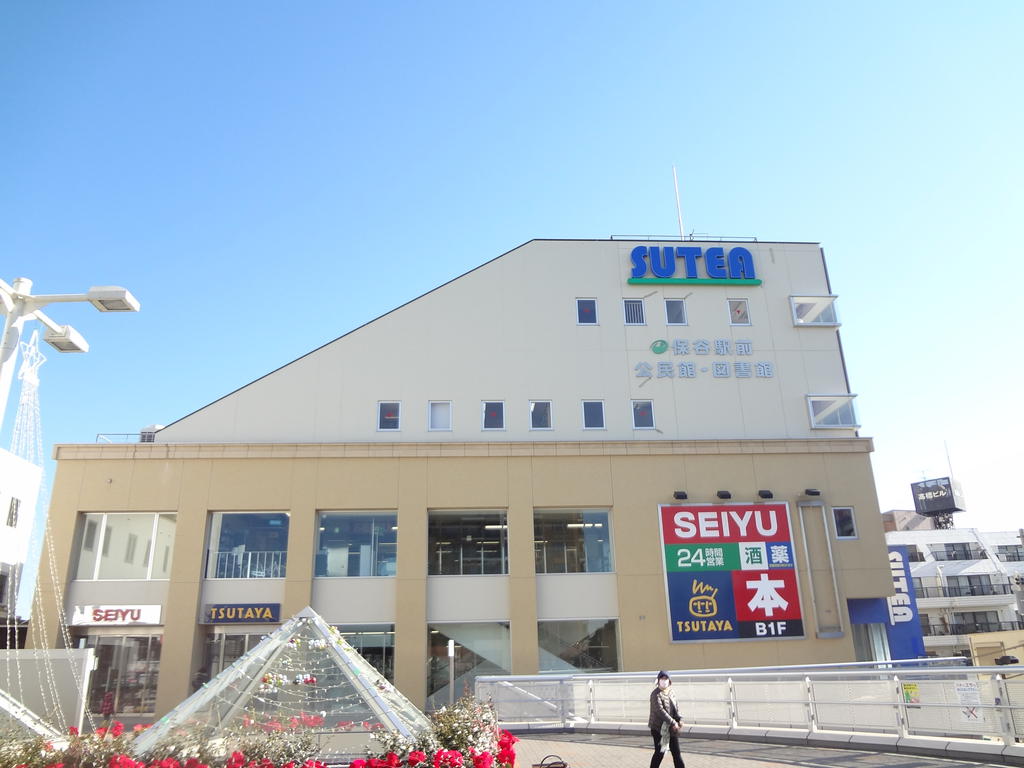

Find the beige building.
xmin=33 ymin=238 xmax=892 ymax=719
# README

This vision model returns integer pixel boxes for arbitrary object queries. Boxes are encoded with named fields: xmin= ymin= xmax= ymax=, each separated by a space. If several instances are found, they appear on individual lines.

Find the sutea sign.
xmin=659 ymin=503 xmax=804 ymax=642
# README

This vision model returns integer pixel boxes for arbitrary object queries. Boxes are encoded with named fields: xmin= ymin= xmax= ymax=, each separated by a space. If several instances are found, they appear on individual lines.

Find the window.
xmin=632 ymin=400 xmax=655 ymax=429
xmin=80 ymin=634 xmax=162 ymax=715
xmin=947 ymin=575 xmax=996 ymax=597
xmin=482 ymin=401 xmax=504 ymax=430
xmin=6 ymin=497 xmax=18 ymax=527
xmin=953 ymin=610 xmax=1001 ymax=634
xmin=996 ymin=545 xmax=1024 ymax=562
xmin=576 ymin=298 xmax=597 ymax=325
xmin=428 ymin=510 xmax=507 ymax=575
xmin=315 ymin=512 xmax=397 ymax=577
xmin=74 ymin=513 xmax=176 ymax=580
xmin=832 ymin=507 xmax=857 ymax=538
xmin=728 ymin=298 xmax=750 ymax=325
xmin=538 ymin=619 xmax=619 ymax=673
xmin=807 ymin=395 xmax=859 ymax=428
xmin=203 ymin=632 xmax=264 ymax=679
xmin=0 ymin=573 xmax=6 ymax=604
xmin=582 ymin=400 xmax=604 ymax=429
xmin=790 ymin=296 xmax=839 ymax=326
xmin=623 ymin=298 xmax=645 ymax=325
xmin=428 ymin=401 xmax=452 ymax=431
xmin=529 ymin=400 xmax=552 ymax=430
xmin=378 ymin=402 xmax=401 ymax=431
xmin=206 ymin=512 xmax=288 ymax=579
xmin=427 ymin=622 xmax=510 ymax=710
xmin=336 ymin=624 xmax=396 ymax=681
xmin=665 ymin=299 xmax=687 ymax=325
xmin=534 ymin=509 xmax=612 ymax=573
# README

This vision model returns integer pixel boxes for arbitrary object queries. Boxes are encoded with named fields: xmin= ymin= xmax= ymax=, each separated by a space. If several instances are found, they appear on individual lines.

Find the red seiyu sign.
xmin=659 ymin=503 xmax=804 ymax=642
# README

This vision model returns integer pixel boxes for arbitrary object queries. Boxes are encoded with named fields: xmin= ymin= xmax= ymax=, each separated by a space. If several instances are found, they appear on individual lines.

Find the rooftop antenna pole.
xmin=672 ymin=165 xmax=685 ymax=240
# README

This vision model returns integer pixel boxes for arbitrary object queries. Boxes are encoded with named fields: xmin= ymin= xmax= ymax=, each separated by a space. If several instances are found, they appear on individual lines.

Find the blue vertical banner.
xmin=886 ymin=545 xmax=926 ymax=659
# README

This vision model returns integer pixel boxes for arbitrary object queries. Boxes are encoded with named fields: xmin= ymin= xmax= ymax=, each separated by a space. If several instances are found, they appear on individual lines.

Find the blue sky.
xmin=2 ymin=0 xmax=1022 ymax=599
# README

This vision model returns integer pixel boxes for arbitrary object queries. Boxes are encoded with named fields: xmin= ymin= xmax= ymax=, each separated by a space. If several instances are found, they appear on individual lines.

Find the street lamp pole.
xmin=0 ymin=276 xmax=140 ymax=435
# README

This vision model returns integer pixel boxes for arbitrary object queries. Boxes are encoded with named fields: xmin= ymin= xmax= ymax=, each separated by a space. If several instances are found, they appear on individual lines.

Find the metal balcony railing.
xmin=208 ymin=550 xmax=287 ymax=579
xmin=914 ymin=583 xmax=1013 ymax=599
xmin=922 ymin=620 xmax=1024 ymax=636
xmin=929 ymin=548 xmax=986 ymax=561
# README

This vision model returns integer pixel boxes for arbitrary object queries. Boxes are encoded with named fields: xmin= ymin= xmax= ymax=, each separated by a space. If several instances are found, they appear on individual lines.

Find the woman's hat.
xmin=657 ymin=670 xmax=671 ymax=680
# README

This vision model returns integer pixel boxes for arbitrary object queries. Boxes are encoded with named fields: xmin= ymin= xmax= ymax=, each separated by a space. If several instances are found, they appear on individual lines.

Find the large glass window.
xmin=807 ymin=395 xmax=859 ymax=428
xmin=337 ymin=624 xmax=395 ymax=681
xmin=74 ymin=513 xmax=176 ymax=580
xmin=202 ymin=632 xmax=265 ymax=682
xmin=832 ymin=507 xmax=857 ymax=538
xmin=428 ymin=510 xmax=507 ymax=575
xmin=427 ymin=622 xmax=510 ymax=710
xmin=206 ymin=512 xmax=288 ymax=579
xmin=538 ymin=619 xmax=618 ymax=673
xmin=582 ymin=400 xmax=605 ymax=429
xmin=80 ymin=634 xmax=162 ymax=715
xmin=790 ymin=296 xmax=839 ymax=326
xmin=534 ymin=509 xmax=612 ymax=573
xmin=315 ymin=512 xmax=397 ymax=577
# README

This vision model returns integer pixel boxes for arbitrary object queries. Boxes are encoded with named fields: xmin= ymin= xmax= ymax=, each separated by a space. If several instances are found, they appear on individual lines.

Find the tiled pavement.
xmin=513 ymin=733 xmax=1005 ymax=768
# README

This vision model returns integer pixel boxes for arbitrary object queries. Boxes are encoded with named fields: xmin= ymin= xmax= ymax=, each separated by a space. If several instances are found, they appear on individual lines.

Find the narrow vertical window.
xmin=428 ymin=401 xmax=452 ymax=431
xmin=378 ymin=402 xmax=401 ymax=431
xmin=482 ymin=401 xmax=505 ymax=430
xmin=6 ymin=498 xmax=19 ymax=527
xmin=665 ymin=299 xmax=687 ymax=325
xmin=623 ymin=299 xmax=645 ymax=325
xmin=728 ymin=299 xmax=750 ymax=325
xmin=529 ymin=400 xmax=552 ymax=430
xmin=582 ymin=401 xmax=605 ymax=429
xmin=632 ymin=400 xmax=655 ymax=429
xmin=576 ymin=299 xmax=597 ymax=325
xmin=832 ymin=507 xmax=857 ymax=539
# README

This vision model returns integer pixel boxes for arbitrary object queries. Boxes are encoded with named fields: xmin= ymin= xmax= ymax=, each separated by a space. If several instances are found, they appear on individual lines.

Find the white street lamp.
xmin=0 ymin=276 xmax=140 ymax=433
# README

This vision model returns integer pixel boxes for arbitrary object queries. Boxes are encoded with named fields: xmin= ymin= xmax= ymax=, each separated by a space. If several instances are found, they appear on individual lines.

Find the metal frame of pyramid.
xmin=133 ymin=607 xmax=431 ymax=760
xmin=0 ymin=684 xmax=63 ymax=740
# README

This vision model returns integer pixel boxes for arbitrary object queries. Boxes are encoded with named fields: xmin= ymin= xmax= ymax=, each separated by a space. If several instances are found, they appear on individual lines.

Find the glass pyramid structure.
xmin=134 ymin=607 xmax=430 ymax=760
xmin=0 ymin=684 xmax=62 ymax=740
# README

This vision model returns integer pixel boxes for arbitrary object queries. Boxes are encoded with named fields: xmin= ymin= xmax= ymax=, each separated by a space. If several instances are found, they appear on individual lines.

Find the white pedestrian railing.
xmin=477 ymin=661 xmax=1024 ymax=761
xmin=208 ymin=550 xmax=287 ymax=579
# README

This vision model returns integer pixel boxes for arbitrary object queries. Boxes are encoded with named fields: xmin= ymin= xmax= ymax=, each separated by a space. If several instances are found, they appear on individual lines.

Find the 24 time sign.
xmin=659 ymin=503 xmax=804 ymax=642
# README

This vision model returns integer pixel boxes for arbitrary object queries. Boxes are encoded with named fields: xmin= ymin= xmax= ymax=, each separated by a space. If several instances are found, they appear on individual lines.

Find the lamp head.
xmin=87 ymin=286 xmax=140 ymax=312
xmin=43 ymin=324 xmax=89 ymax=353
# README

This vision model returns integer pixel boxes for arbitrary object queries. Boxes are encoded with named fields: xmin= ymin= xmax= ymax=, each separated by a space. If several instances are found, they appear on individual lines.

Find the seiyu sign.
xmin=70 ymin=604 xmax=162 ymax=626
xmin=659 ymin=503 xmax=804 ymax=642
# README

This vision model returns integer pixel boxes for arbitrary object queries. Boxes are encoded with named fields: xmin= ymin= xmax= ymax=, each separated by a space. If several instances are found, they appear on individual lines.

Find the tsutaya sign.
xmin=71 ymin=604 xmax=161 ymax=626
xmin=203 ymin=603 xmax=281 ymax=624
xmin=629 ymin=245 xmax=761 ymax=285
xmin=659 ymin=503 xmax=804 ymax=642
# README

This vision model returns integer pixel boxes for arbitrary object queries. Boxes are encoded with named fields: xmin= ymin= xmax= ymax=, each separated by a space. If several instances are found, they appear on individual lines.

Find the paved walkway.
xmin=514 ymin=733 xmax=1004 ymax=768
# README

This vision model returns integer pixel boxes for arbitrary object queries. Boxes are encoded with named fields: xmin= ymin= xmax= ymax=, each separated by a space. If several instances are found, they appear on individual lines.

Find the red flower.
xmin=95 ymin=727 xmax=108 ymax=738
xmin=227 ymin=752 xmax=247 ymax=768
xmin=433 ymin=751 xmax=463 ymax=768
xmin=303 ymin=762 xmax=326 ymax=768
xmin=43 ymin=763 xmax=64 ymax=768
xmin=471 ymin=752 xmax=493 ymax=768
xmin=158 ymin=758 xmax=181 ymax=768
xmin=111 ymin=721 xmax=125 ymax=738
xmin=133 ymin=724 xmax=151 ymax=732
xmin=283 ymin=763 xmax=296 ymax=768
xmin=68 ymin=726 xmax=80 ymax=736
xmin=495 ymin=749 xmax=515 ymax=767
xmin=407 ymin=751 xmax=427 ymax=767
xmin=350 ymin=761 xmax=367 ymax=768
xmin=384 ymin=754 xmax=401 ymax=768
xmin=497 ymin=731 xmax=518 ymax=749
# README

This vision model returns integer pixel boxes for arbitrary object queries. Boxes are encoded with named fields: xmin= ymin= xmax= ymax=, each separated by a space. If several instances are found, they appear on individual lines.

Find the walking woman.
xmin=648 ymin=670 xmax=685 ymax=768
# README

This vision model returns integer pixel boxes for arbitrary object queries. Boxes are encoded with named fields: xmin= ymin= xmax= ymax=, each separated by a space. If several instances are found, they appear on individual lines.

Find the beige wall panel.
xmin=426 ymin=457 xmax=508 ymax=508
xmin=124 ymin=460 xmax=186 ymax=510
xmin=801 ymin=349 xmax=853 ymax=393
xmin=206 ymin=460 xmax=294 ymax=510
xmin=313 ymin=459 xmax=400 ymax=508
xmin=311 ymin=579 xmax=396 ymax=623
xmin=536 ymin=574 xmax=618 ymax=620
xmin=614 ymin=573 xmax=708 ymax=672
xmin=506 ymin=459 xmax=538 ymax=673
xmin=394 ymin=458 xmax=428 ymax=708
xmin=156 ymin=459 xmax=213 ymax=714
xmin=283 ymin=460 xmax=318 ymax=616
xmin=530 ymin=456 xmax=613 ymax=507
xmin=796 ymin=327 xmax=843 ymax=353
xmin=426 ymin=576 xmax=509 ymax=622
xmin=201 ymin=579 xmax=286 ymax=607
xmin=67 ymin=581 xmax=169 ymax=610
xmin=77 ymin=460 xmax=136 ymax=511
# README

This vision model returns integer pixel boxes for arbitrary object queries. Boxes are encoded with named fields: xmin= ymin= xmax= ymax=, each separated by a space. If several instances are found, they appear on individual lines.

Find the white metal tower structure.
xmin=10 ymin=330 xmax=45 ymax=467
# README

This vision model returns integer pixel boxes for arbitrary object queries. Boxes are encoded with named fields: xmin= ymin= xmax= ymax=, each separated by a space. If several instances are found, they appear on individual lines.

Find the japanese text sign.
xmin=659 ymin=503 xmax=804 ymax=642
